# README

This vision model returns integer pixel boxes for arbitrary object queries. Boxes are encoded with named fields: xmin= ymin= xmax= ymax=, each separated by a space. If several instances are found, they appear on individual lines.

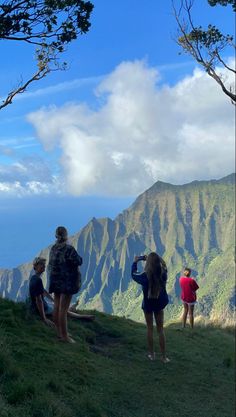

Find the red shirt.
xmin=179 ymin=276 xmax=199 ymax=303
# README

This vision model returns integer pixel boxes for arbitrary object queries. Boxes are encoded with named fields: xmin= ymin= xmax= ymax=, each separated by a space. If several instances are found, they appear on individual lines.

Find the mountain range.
xmin=0 ymin=173 xmax=235 ymax=322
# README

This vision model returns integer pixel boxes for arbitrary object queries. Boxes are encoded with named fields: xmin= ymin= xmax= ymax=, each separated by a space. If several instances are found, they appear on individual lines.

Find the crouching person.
xmin=29 ymin=257 xmax=55 ymax=328
xmin=29 ymin=256 xmax=95 ymax=334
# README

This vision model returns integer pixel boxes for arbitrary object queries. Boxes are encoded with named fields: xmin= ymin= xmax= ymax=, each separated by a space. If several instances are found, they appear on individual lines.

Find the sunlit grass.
xmin=0 ymin=298 xmax=235 ymax=417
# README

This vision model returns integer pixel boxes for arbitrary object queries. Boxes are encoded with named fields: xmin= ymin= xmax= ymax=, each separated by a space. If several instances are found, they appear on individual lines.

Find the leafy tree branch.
xmin=0 ymin=0 xmax=94 ymax=110
xmin=173 ymin=0 xmax=236 ymax=104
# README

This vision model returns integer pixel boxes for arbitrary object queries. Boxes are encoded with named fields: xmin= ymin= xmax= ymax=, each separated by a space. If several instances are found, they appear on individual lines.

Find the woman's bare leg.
xmin=59 ymin=294 xmax=73 ymax=341
xmin=182 ymin=303 xmax=188 ymax=328
xmin=189 ymin=304 xmax=195 ymax=328
xmin=144 ymin=312 xmax=154 ymax=357
xmin=154 ymin=310 xmax=170 ymax=363
xmin=53 ymin=293 xmax=61 ymax=337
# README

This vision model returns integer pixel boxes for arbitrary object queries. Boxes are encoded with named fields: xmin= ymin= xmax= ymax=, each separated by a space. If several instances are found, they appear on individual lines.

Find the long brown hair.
xmin=145 ymin=252 xmax=166 ymax=299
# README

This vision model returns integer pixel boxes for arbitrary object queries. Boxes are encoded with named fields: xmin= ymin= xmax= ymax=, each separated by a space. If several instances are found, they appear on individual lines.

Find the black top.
xmin=29 ymin=273 xmax=48 ymax=313
xmin=131 ymin=262 xmax=169 ymax=312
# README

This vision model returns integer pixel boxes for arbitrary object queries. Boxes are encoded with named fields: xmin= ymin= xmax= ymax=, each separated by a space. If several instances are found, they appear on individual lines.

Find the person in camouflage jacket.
xmin=48 ymin=226 xmax=82 ymax=343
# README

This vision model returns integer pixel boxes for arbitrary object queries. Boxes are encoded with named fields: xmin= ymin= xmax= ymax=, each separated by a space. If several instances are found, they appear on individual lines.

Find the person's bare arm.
xmin=67 ymin=310 xmax=95 ymax=321
xmin=43 ymin=290 xmax=54 ymax=302
xmin=35 ymin=295 xmax=54 ymax=327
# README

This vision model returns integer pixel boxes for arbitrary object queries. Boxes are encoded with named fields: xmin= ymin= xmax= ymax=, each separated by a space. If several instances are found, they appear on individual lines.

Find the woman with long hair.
xmin=131 ymin=252 xmax=170 ymax=362
xmin=48 ymin=226 xmax=82 ymax=343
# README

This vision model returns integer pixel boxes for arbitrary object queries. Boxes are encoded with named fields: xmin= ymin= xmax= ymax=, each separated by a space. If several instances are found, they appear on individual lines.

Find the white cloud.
xmin=25 ymin=59 xmax=235 ymax=196
xmin=0 ymin=179 xmax=61 ymax=197
xmin=0 ymin=157 xmax=51 ymax=183
xmin=0 ymin=156 xmax=62 ymax=196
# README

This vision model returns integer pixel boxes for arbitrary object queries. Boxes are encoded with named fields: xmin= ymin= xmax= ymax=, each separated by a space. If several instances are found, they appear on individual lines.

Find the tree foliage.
xmin=208 ymin=0 xmax=236 ymax=10
xmin=0 ymin=0 xmax=94 ymax=110
xmin=173 ymin=0 xmax=236 ymax=104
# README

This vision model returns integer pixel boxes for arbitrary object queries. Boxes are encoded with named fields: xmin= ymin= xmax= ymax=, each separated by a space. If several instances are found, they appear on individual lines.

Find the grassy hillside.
xmin=0 ymin=298 xmax=235 ymax=417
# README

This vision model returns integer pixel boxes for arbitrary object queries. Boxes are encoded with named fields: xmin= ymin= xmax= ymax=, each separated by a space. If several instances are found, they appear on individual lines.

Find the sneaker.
xmin=58 ymin=336 xmax=76 ymax=344
xmin=147 ymin=352 xmax=156 ymax=361
xmin=161 ymin=356 xmax=170 ymax=363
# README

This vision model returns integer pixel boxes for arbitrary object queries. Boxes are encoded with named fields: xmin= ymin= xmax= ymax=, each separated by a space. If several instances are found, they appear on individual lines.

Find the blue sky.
xmin=0 ymin=0 xmax=235 ymax=267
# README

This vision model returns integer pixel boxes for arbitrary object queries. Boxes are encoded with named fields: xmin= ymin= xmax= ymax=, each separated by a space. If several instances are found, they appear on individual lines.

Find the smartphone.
xmin=138 ymin=255 xmax=147 ymax=261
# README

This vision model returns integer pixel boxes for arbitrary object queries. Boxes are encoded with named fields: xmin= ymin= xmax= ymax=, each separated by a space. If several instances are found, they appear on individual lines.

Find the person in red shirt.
xmin=179 ymin=268 xmax=199 ymax=329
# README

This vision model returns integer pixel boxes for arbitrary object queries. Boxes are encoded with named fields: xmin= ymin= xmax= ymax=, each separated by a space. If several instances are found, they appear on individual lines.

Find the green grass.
xmin=0 ymin=298 xmax=235 ymax=417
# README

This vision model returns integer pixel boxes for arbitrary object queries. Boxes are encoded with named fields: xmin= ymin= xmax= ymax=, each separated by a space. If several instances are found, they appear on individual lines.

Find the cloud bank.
xmin=0 ymin=155 xmax=61 ymax=197
xmin=10 ymin=60 xmax=236 ymax=196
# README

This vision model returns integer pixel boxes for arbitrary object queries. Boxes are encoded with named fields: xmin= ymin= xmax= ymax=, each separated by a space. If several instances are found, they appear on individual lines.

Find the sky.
xmin=0 ymin=0 xmax=235 ymax=268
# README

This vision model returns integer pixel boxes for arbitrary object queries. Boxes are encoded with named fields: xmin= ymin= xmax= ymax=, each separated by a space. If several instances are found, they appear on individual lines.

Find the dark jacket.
xmin=48 ymin=242 xmax=82 ymax=295
xmin=131 ymin=261 xmax=169 ymax=312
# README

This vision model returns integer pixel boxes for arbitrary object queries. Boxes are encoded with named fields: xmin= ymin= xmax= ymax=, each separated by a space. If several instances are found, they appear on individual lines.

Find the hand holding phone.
xmin=134 ymin=255 xmax=147 ymax=262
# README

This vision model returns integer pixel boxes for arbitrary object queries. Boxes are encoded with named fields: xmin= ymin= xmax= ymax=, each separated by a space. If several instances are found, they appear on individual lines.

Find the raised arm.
xmin=131 ymin=260 xmax=148 ymax=286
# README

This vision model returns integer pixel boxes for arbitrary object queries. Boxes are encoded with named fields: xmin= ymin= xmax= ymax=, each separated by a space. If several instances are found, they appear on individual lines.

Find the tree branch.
xmin=172 ymin=0 xmax=236 ymax=104
xmin=0 ymin=66 xmax=49 ymax=110
xmin=0 ymin=0 xmax=94 ymax=110
xmin=215 ymin=51 xmax=236 ymax=73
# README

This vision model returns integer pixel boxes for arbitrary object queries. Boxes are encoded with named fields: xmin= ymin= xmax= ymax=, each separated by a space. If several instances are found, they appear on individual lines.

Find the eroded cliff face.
xmin=0 ymin=174 xmax=235 ymax=322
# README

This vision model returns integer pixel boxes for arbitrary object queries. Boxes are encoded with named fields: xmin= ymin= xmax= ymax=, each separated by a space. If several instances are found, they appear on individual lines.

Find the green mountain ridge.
xmin=0 ymin=174 xmax=235 ymax=322
xmin=0 ymin=297 xmax=235 ymax=417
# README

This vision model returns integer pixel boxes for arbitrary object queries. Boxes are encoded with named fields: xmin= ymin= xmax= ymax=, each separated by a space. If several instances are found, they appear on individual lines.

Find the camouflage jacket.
xmin=48 ymin=243 xmax=82 ymax=294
